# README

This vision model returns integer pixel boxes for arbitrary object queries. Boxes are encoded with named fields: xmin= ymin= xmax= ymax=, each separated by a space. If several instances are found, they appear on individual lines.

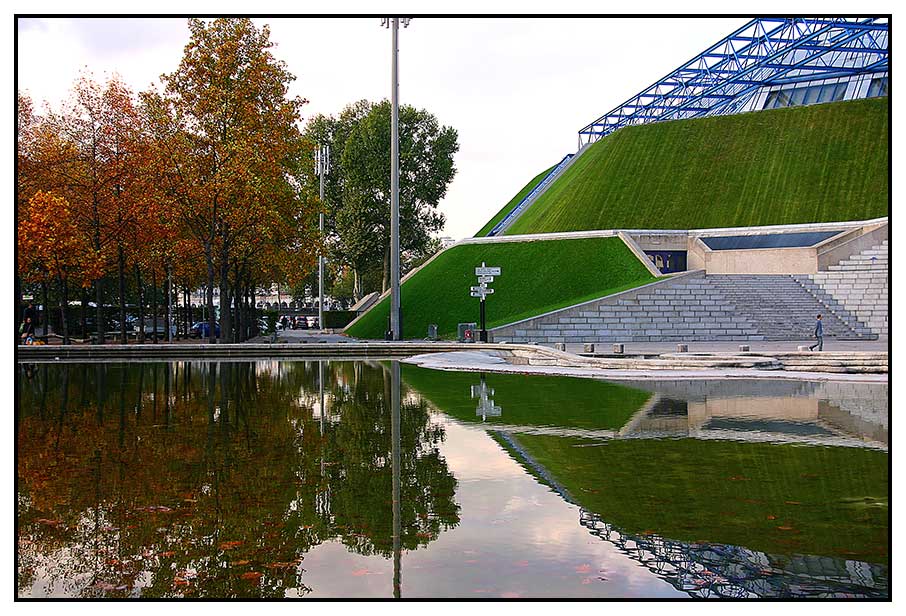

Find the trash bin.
xmin=427 ymin=323 xmax=438 ymax=340
xmin=458 ymin=322 xmax=477 ymax=342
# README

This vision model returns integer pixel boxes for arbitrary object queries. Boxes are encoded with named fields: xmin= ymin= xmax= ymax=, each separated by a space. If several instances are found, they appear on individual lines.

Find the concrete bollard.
xmin=555 ymin=343 xmax=567 ymax=352
xmin=612 ymin=343 xmax=624 ymax=354
xmin=798 ymin=345 xmax=809 ymax=351
xmin=738 ymin=344 xmax=750 ymax=352
xmin=677 ymin=343 xmax=689 ymax=353
xmin=583 ymin=343 xmax=596 ymax=353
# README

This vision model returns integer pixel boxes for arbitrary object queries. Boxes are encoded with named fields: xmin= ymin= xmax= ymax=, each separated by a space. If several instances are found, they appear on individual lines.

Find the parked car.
xmin=189 ymin=321 xmax=221 ymax=338
xmin=308 ymin=316 xmax=319 ymax=329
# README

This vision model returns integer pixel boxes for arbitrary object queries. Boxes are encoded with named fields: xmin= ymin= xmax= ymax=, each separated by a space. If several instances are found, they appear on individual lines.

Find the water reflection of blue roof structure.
xmin=496 ymin=431 xmax=888 ymax=599
xmin=579 ymin=18 xmax=889 ymax=145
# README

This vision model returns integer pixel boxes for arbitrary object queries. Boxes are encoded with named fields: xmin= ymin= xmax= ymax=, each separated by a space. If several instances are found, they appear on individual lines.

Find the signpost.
xmin=471 ymin=262 xmax=500 ymax=342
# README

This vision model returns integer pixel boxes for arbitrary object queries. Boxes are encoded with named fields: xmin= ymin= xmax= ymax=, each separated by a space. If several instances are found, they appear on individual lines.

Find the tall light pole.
xmin=383 ymin=17 xmax=411 ymax=340
xmin=315 ymin=144 xmax=330 ymax=330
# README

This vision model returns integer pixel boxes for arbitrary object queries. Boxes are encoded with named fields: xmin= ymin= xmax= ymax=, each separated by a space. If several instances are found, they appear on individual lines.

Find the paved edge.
xmin=401 ymin=350 xmax=888 ymax=383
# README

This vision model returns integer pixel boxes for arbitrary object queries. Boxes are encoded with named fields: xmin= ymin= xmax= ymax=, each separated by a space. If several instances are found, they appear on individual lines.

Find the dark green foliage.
xmin=504 ymin=434 xmax=888 ymax=564
xmin=345 ymin=236 xmax=656 ymax=340
xmin=323 ymin=310 xmax=357 ymax=329
xmin=505 ymin=98 xmax=889 ymax=234
xmin=474 ymin=164 xmax=556 ymax=237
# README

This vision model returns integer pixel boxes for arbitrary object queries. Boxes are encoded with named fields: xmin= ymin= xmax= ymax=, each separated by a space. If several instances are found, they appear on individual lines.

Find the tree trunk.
xmin=165 ymin=265 xmax=172 ymax=343
xmin=151 ymin=269 xmax=159 ymax=344
xmin=185 ymin=287 xmax=191 ymax=338
xmin=94 ymin=278 xmax=104 ymax=344
xmin=205 ymin=242 xmax=216 ymax=343
xmin=41 ymin=279 xmax=49 ymax=339
xmin=219 ymin=251 xmax=232 ymax=344
xmin=58 ymin=275 xmax=70 ymax=345
xmin=135 ymin=264 xmax=145 ymax=343
xmin=382 ymin=246 xmax=390 ymax=294
xmin=80 ymin=287 xmax=88 ymax=339
xmin=117 ymin=244 xmax=127 ymax=344
xmin=353 ymin=267 xmax=363 ymax=302
xmin=233 ymin=263 xmax=242 ymax=342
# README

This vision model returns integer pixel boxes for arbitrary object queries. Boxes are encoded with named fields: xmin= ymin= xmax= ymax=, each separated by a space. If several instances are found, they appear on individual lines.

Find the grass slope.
xmin=506 ymin=97 xmax=889 ymax=234
xmin=345 ymin=236 xmax=656 ymax=340
xmin=401 ymin=364 xmax=651 ymax=431
xmin=505 ymin=434 xmax=888 ymax=564
xmin=473 ymin=165 xmax=556 ymax=237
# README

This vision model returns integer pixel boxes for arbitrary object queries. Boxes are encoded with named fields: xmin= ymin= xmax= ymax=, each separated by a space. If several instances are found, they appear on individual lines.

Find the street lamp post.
xmin=315 ymin=144 xmax=330 ymax=331
xmin=383 ymin=17 xmax=411 ymax=340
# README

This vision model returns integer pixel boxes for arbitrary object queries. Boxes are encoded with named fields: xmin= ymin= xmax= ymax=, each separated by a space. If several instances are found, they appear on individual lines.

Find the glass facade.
xmin=763 ymin=83 xmax=848 ymax=110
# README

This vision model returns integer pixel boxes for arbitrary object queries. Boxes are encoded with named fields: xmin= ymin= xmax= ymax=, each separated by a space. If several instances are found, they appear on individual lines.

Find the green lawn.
xmin=401 ymin=364 xmax=652 ymax=431
xmin=505 ymin=97 xmax=889 ymax=234
xmin=501 ymin=434 xmax=888 ymax=564
xmin=345 ymin=236 xmax=656 ymax=340
xmin=473 ymin=164 xmax=556 ymax=237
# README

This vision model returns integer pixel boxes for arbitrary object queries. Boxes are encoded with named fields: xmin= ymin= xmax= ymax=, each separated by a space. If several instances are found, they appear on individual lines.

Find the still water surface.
xmin=17 ymin=360 xmax=888 ymax=598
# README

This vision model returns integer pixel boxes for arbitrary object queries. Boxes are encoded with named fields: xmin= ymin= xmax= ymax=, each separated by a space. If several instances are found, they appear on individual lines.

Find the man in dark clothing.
xmin=809 ymin=314 xmax=824 ymax=351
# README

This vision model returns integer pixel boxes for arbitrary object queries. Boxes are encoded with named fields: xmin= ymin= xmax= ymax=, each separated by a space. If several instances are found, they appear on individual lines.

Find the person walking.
xmin=20 ymin=316 xmax=36 ymax=345
xmin=809 ymin=314 xmax=824 ymax=351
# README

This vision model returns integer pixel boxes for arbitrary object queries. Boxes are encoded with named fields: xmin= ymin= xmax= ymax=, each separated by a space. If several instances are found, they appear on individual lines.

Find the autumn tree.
xmin=144 ymin=18 xmax=316 ymax=342
xmin=17 ymin=192 xmax=99 ymax=344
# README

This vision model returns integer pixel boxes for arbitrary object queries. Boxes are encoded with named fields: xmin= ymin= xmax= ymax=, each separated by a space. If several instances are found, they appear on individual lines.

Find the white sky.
xmin=15 ymin=14 xmax=751 ymax=240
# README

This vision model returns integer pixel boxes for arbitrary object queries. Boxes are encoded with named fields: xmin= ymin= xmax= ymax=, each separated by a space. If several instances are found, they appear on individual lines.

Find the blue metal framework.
xmin=579 ymin=17 xmax=889 ymax=145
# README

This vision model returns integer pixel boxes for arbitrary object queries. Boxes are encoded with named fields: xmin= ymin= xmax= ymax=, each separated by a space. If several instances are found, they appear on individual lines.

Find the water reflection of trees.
xmin=17 ymin=361 xmax=460 ymax=598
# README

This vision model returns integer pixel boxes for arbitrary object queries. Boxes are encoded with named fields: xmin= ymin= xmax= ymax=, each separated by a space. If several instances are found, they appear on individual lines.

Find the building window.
xmin=763 ymin=82 xmax=847 ymax=110
xmin=867 ymin=76 xmax=888 ymax=98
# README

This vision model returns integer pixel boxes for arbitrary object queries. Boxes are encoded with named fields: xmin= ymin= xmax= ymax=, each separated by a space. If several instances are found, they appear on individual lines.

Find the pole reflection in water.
xmin=390 ymin=360 xmax=402 ymax=599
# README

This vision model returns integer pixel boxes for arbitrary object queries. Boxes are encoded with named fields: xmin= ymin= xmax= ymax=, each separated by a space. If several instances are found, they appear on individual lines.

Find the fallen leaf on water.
xmin=500 ymin=591 xmax=521 ymax=598
xmin=173 ymin=578 xmax=190 ymax=587
xmin=351 ymin=569 xmax=371 ymax=576
xmin=92 ymin=581 xmax=118 ymax=591
xmin=575 ymin=564 xmax=592 ymax=573
xmin=35 ymin=518 xmax=63 ymax=526
xmin=776 ymin=526 xmax=795 ymax=531
xmin=581 ymin=577 xmax=593 ymax=585
xmin=240 ymin=571 xmax=263 ymax=581
xmin=231 ymin=560 xmax=250 ymax=567
xmin=784 ymin=501 xmax=802 ymax=505
xmin=220 ymin=541 xmax=243 ymax=550
xmin=766 ymin=515 xmax=777 ymax=520
xmin=514 ymin=560 xmax=529 ymax=567
xmin=728 ymin=476 xmax=749 ymax=481
xmin=160 ymin=551 xmax=176 ymax=557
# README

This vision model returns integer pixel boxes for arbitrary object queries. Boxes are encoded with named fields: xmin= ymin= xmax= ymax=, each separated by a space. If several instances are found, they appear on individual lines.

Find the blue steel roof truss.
xmin=579 ymin=18 xmax=888 ymax=143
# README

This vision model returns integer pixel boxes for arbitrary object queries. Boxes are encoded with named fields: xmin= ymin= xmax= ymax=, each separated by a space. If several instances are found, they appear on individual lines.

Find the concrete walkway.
xmin=404 ymin=350 xmax=889 ymax=383
xmin=546 ymin=339 xmax=889 ymax=355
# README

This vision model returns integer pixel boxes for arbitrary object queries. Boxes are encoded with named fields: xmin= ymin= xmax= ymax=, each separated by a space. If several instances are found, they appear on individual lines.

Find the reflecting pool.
xmin=16 ymin=361 xmax=888 ymax=598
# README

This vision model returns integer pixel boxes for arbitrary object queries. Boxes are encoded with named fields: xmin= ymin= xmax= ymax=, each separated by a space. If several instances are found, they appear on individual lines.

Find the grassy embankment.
xmin=401 ymin=364 xmax=651 ymax=431
xmin=345 ymin=236 xmax=656 ymax=340
xmin=505 ymin=97 xmax=889 ymax=234
xmin=499 ymin=433 xmax=888 ymax=564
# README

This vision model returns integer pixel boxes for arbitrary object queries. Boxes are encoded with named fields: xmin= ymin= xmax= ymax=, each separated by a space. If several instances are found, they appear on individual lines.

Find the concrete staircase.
xmin=705 ymin=275 xmax=871 ymax=341
xmin=794 ymin=240 xmax=888 ymax=337
xmin=494 ymin=272 xmax=870 ymax=344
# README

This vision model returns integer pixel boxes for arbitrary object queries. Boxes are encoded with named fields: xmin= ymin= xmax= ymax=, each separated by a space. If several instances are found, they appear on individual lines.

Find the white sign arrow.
xmin=475 ymin=266 xmax=501 ymax=276
xmin=477 ymin=275 xmax=495 ymax=284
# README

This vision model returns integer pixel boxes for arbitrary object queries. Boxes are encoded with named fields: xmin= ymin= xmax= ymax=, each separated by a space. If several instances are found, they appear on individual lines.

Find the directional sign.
xmin=475 ymin=266 xmax=501 ymax=276
xmin=477 ymin=275 xmax=495 ymax=284
xmin=470 ymin=287 xmax=493 ymax=295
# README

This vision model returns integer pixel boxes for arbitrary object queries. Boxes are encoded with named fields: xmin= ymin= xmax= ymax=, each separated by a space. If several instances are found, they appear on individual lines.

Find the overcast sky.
xmin=17 ymin=16 xmax=749 ymax=239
